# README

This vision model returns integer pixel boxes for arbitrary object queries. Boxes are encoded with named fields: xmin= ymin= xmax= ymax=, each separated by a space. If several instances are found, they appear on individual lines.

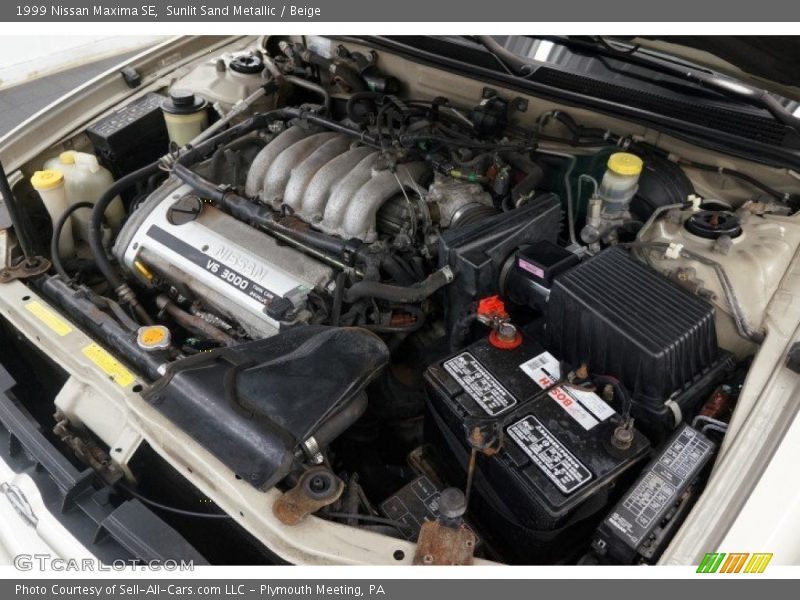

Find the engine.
xmin=112 ymin=79 xmax=525 ymax=344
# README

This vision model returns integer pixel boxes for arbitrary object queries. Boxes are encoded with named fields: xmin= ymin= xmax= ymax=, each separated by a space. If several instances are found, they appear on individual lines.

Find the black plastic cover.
xmin=86 ymin=92 xmax=170 ymax=178
xmin=546 ymin=247 xmax=720 ymax=414
xmin=593 ymin=424 xmax=715 ymax=564
xmin=0 ymin=364 xmax=206 ymax=564
xmin=630 ymin=153 xmax=694 ymax=221
xmin=144 ymin=326 xmax=389 ymax=490
xmin=438 ymin=193 xmax=561 ymax=336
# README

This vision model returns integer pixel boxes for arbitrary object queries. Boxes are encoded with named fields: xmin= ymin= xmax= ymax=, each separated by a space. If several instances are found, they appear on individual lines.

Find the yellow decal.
xmin=82 ymin=343 xmax=135 ymax=388
xmin=24 ymin=301 xmax=72 ymax=336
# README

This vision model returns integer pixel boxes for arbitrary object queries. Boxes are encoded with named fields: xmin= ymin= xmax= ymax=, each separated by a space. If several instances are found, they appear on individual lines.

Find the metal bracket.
xmin=481 ymin=87 xmax=528 ymax=112
xmin=413 ymin=520 xmax=476 ymax=565
xmin=0 ymin=257 xmax=51 ymax=283
xmin=273 ymin=466 xmax=344 ymax=525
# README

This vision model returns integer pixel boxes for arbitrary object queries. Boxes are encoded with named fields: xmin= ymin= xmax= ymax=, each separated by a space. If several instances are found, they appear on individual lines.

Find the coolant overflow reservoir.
xmin=599 ymin=152 xmax=643 ymax=214
xmin=43 ymin=150 xmax=124 ymax=243
xmin=31 ymin=169 xmax=73 ymax=258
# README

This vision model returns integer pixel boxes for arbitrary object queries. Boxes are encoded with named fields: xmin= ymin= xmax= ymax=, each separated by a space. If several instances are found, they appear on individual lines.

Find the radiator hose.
xmin=343 ymin=266 xmax=454 ymax=303
xmin=88 ymin=161 xmax=161 ymax=324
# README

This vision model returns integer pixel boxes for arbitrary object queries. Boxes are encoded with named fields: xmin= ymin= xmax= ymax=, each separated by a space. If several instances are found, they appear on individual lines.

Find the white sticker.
xmin=521 ymin=351 xmax=615 ymax=427
xmin=520 ymin=351 xmax=561 ymax=388
xmin=547 ymin=386 xmax=599 ymax=430
xmin=566 ymin=386 xmax=616 ymax=421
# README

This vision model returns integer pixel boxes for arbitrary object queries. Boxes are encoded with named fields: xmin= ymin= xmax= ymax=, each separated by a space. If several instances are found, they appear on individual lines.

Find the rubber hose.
xmin=51 ymin=201 xmax=94 ymax=280
xmin=88 ymin=161 xmax=160 ymax=323
xmin=342 ymin=267 xmax=453 ymax=304
xmin=346 ymin=91 xmax=385 ymax=124
xmin=381 ymin=255 xmax=416 ymax=286
xmin=310 ymin=392 xmax=369 ymax=449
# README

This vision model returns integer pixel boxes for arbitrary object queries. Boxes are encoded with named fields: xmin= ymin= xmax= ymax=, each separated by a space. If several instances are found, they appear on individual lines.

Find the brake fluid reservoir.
xmin=44 ymin=151 xmax=124 ymax=242
xmin=598 ymin=152 xmax=643 ymax=214
xmin=31 ymin=169 xmax=74 ymax=258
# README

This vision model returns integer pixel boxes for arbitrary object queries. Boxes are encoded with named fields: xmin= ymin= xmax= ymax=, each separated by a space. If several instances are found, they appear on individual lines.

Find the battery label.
xmin=520 ymin=350 xmax=560 ymax=387
xmin=547 ymin=386 xmax=600 ymax=430
xmin=564 ymin=386 xmax=616 ymax=421
xmin=520 ymin=351 xmax=615 ymax=429
xmin=604 ymin=425 xmax=713 ymax=548
xmin=443 ymin=352 xmax=517 ymax=416
xmin=507 ymin=415 xmax=592 ymax=494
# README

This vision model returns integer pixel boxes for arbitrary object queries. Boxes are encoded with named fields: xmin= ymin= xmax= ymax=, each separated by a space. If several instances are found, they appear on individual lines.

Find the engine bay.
xmin=2 ymin=35 xmax=800 ymax=566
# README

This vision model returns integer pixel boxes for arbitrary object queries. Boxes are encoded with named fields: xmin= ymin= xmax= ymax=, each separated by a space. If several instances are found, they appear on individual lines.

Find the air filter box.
xmin=424 ymin=328 xmax=650 ymax=562
xmin=438 ymin=193 xmax=561 ymax=337
xmin=546 ymin=247 xmax=731 ymax=433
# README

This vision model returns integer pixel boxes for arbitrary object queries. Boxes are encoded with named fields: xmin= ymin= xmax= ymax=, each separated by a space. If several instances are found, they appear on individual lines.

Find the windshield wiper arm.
xmin=474 ymin=35 xmax=800 ymax=135
xmin=562 ymin=36 xmax=800 ymax=132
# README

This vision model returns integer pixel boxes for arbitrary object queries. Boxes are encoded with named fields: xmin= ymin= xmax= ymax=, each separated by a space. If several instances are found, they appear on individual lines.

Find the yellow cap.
xmin=137 ymin=325 xmax=171 ymax=350
xmin=30 ymin=169 xmax=64 ymax=191
xmin=59 ymin=151 xmax=76 ymax=165
xmin=141 ymin=327 xmax=166 ymax=346
xmin=607 ymin=152 xmax=643 ymax=177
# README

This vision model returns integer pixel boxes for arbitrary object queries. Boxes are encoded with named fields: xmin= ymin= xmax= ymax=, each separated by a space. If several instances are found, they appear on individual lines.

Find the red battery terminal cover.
xmin=477 ymin=295 xmax=509 ymax=321
xmin=477 ymin=296 xmax=523 ymax=350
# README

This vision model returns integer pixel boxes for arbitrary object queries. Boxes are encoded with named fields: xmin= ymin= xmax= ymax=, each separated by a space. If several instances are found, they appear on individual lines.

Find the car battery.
xmin=424 ymin=326 xmax=650 ymax=559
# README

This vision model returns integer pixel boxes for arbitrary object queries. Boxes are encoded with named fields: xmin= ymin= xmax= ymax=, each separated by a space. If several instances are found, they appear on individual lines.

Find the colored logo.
xmin=697 ymin=552 xmax=773 ymax=573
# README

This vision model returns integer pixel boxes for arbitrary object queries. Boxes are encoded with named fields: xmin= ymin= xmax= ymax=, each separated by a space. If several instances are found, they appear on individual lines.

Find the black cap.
xmin=684 ymin=210 xmax=743 ymax=240
xmin=161 ymin=89 xmax=208 ymax=115
xmin=230 ymin=55 xmax=264 ymax=75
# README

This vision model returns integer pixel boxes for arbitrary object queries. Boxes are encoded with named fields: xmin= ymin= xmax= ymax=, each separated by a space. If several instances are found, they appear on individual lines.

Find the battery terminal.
xmin=476 ymin=295 xmax=522 ymax=350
